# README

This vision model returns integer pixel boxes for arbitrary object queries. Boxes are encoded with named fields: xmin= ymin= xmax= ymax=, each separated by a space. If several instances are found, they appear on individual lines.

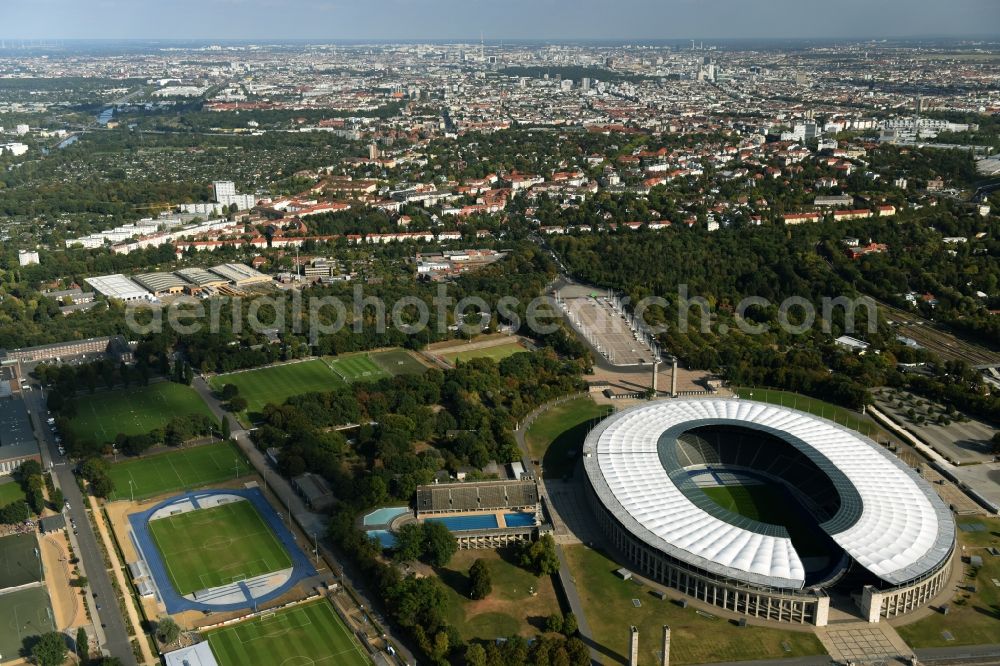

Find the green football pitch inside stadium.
xmin=0 ymin=586 xmax=55 ymax=661
xmin=107 ymin=441 xmax=249 ymax=501
xmin=149 ymin=499 xmax=292 ymax=595
xmin=206 ymin=599 xmax=371 ymax=666
xmin=66 ymin=382 xmax=215 ymax=445
xmin=0 ymin=533 xmax=43 ymax=589
xmin=701 ymin=483 xmax=828 ymax=556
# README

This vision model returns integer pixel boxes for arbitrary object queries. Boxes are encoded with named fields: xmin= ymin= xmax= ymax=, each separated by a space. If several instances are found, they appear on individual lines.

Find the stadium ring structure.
xmin=582 ymin=398 xmax=956 ymax=626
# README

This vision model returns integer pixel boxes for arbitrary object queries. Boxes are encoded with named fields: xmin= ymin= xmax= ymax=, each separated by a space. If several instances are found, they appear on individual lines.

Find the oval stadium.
xmin=582 ymin=398 xmax=956 ymax=626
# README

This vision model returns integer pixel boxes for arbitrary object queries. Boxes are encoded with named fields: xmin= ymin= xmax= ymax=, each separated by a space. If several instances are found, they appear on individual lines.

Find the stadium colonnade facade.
xmin=582 ymin=398 xmax=956 ymax=627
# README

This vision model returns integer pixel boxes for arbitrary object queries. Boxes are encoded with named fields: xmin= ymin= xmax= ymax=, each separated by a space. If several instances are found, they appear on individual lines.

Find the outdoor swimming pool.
xmin=424 ymin=512 xmax=537 ymax=532
xmin=503 ymin=512 xmax=536 ymax=527
xmin=368 ymin=530 xmax=397 ymax=548
xmin=426 ymin=514 xmax=499 ymax=531
xmin=362 ymin=506 xmax=410 ymax=526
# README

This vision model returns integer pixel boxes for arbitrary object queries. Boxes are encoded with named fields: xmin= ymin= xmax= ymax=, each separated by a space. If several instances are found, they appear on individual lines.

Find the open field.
xmin=107 ymin=441 xmax=248 ymax=501
xmin=440 ymin=549 xmax=562 ymax=641
xmin=896 ymin=516 xmax=1000 ymax=648
xmin=66 ymin=382 xmax=215 ymax=445
xmin=324 ymin=354 xmax=389 ymax=383
xmin=564 ymin=545 xmax=825 ymax=665
xmin=0 ymin=481 xmax=25 ymax=507
xmin=731 ymin=387 xmax=882 ymax=438
xmin=213 ymin=350 xmax=424 ymax=420
xmin=370 ymin=349 xmax=429 ymax=376
xmin=150 ymin=499 xmax=291 ymax=595
xmin=205 ymin=599 xmax=370 ymax=666
xmin=211 ymin=359 xmax=344 ymax=418
xmin=525 ymin=397 xmax=613 ymax=479
xmin=0 ymin=533 xmax=42 ymax=589
xmin=0 ymin=586 xmax=55 ymax=662
xmin=440 ymin=340 xmax=529 ymax=364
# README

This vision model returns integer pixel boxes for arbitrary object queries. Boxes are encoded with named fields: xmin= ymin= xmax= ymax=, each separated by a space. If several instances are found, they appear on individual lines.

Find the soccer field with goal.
xmin=206 ymin=599 xmax=371 ymax=666
xmin=150 ymin=499 xmax=292 ymax=596
xmin=66 ymin=382 xmax=215 ymax=445
xmin=107 ymin=441 xmax=248 ymax=501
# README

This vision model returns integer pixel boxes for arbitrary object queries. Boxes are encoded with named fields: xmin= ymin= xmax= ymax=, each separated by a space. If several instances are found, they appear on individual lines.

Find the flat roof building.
xmin=133 ymin=272 xmax=189 ymax=296
xmin=0 ymin=397 xmax=41 ymax=475
xmin=85 ymin=274 xmax=151 ymax=302
xmin=209 ymin=263 xmax=271 ymax=286
xmin=175 ymin=267 xmax=228 ymax=288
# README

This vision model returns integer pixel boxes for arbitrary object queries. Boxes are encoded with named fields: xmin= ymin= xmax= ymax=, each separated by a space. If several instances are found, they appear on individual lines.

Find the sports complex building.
xmin=583 ymin=399 xmax=956 ymax=626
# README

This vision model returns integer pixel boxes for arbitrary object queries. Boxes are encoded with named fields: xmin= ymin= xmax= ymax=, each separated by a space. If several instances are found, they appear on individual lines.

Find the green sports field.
xmin=439 ymin=340 xmax=529 ymax=364
xmin=206 ymin=599 xmax=370 ymax=666
xmin=66 ymin=382 xmax=215 ymax=445
xmin=211 ymin=359 xmax=345 ymax=417
xmin=702 ymin=484 xmax=828 ymax=556
xmin=0 ymin=586 xmax=55 ymax=662
xmin=213 ymin=351 xmax=427 ymax=420
xmin=0 ymin=533 xmax=43 ymax=589
xmin=324 ymin=354 xmax=389 ymax=383
xmin=150 ymin=499 xmax=291 ymax=595
xmin=107 ymin=441 xmax=248 ymax=501
xmin=370 ymin=349 xmax=429 ymax=376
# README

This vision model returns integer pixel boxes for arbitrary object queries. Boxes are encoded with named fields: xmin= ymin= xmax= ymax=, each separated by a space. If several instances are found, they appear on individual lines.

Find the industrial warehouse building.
xmin=208 ymin=263 xmax=271 ymax=286
xmin=85 ymin=274 xmax=151 ymax=302
xmin=583 ymin=399 xmax=955 ymax=626
xmin=133 ymin=272 xmax=190 ymax=296
xmin=174 ymin=267 xmax=228 ymax=289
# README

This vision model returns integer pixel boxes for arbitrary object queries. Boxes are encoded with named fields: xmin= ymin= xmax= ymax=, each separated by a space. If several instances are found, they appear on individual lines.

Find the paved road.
xmin=513 ymin=397 xmax=601 ymax=665
xmin=191 ymin=376 xmax=416 ymax=665
xmin=23 ymin=390 xmax=138 ymax=666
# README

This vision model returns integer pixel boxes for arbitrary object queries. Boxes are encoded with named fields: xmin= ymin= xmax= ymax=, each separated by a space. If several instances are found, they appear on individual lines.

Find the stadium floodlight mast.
xmin=128 ymin=479 xmax=135 ymax=503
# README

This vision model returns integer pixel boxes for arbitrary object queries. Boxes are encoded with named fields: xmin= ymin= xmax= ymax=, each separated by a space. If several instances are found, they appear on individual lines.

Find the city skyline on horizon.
xmin=2 ymin=0 xmax=999 ymax=42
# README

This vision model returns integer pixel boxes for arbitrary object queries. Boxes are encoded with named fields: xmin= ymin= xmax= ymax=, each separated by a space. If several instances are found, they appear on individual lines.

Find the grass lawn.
xmin=107 ymin=441 xmax=248 ymax=501
xmin=211 ymin=359 xmax=345 ymax=419
xmin=66 ymin=382 xmax=215 ymax=445
xmin=896 ymin=516 xmax=1000 ymax=648
xmin=0 ymin=533 xmax=43 ymax=589
xmin=371 ymin=349 xmax=429 ymax=376
xmin=525 ymin=397 xmax=613 ymax=479
xmin=0 ymin=586 xmax=54 ymax=662
xmin=564 ymin=545 xmax=825 ymax=665
xmin=439 ymin=549 xmax=563 ymax=641
xmin=701 ymin=484 xmax=829 ymax=557
xmin=731 ymin=387 xmax=881 ymax=438
xmin=324 ymin=354 xmax=390 ymax=383
xmin=441 ymin=341 xmax=528 ymax=364
xmin=206 ymin=599 xmax=370 ymax=666
xmin=0 ymin=480 xmax=25 ymax=507
xmin=150 ymin=499 xmax=291 ymax=595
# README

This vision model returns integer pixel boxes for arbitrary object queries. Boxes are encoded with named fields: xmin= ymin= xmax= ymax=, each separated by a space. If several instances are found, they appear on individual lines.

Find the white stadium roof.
xmin=583 ymin=398 xmax=954 ymax=590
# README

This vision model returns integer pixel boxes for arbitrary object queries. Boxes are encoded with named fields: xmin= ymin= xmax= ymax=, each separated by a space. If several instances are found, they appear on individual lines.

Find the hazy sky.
xmin=3 ymin=0 xmax=999 ymax=41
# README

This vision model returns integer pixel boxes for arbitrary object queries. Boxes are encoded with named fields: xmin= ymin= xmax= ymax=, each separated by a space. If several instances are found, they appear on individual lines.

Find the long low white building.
xmin=84 ymin=274 xmax=152 ymax=301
